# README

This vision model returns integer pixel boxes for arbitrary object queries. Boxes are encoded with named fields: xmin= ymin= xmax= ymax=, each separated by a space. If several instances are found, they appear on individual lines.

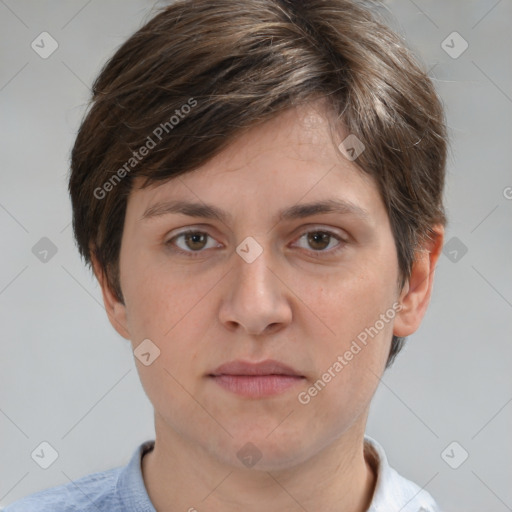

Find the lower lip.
xmin=210 ymin=375 xmax=304 ymax=398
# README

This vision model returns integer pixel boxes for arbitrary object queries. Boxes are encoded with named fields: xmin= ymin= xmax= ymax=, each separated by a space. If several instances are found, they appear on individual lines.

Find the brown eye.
xmin=294 ymin=230 xmax=346 ymax=255
xmin=183 ymin=232 xmax=208 ymax=251
xmin=166 ymin=230 xmax=220 ymax=256
xmin=307 ymin=232 xmax=331 ymax=251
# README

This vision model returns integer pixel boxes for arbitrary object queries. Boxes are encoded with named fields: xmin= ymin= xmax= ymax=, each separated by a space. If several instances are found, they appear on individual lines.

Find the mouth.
xmin=208 ymin=359 xmax=305 ymax=398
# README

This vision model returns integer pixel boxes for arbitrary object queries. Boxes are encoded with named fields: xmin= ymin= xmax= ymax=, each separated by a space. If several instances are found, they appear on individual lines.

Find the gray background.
xmin=1 ymin=1 xmax=511 ymax=511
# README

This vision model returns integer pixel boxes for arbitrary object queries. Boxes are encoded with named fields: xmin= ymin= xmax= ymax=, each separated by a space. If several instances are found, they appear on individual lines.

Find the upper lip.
xmin=210 ymin=359 xmax=303 ymax=377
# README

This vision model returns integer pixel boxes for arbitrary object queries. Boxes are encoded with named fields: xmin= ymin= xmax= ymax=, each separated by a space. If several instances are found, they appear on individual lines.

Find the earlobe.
xmin=91 ymin=252 xmax=131 ymax=340
xmin=393 ymin=225 xmax=444 ymax=338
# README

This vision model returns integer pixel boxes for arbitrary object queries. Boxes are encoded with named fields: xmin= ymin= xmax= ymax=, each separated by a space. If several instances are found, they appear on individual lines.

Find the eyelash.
xmin=165 ymin=228 xmax=347 ymax=258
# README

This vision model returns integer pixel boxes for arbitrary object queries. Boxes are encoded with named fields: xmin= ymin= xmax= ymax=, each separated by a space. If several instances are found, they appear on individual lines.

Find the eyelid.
xmin=292 ymin=224 xmax=350 ymax=241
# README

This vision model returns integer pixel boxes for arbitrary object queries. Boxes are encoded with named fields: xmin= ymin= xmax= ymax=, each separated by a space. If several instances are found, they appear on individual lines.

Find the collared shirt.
xmin=2 ymin=436 xmax=442 ymax=511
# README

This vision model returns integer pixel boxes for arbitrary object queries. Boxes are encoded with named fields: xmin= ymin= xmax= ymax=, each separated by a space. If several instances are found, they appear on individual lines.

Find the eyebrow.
xmin=140 ymin=198 xmax=369 ymax=224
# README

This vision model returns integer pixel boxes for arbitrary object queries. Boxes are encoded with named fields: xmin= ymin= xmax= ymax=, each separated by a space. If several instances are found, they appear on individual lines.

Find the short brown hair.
xmin=69 ymin=0 xmax=447 ymax=367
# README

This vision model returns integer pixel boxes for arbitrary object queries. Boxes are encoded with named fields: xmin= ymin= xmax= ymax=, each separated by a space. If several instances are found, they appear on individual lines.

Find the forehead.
xmin=126 ymin=103 xmax=383 ymax=224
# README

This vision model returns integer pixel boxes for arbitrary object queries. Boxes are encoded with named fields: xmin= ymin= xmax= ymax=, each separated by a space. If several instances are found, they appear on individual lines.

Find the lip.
xmin=210 ymin=359 xmax=303 ymax=377
xmin=208 ymin=359 xmax=305 ymax=398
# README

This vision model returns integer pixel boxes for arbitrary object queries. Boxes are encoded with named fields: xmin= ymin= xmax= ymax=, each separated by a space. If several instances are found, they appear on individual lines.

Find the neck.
xmin=142 ymin=414 xmax=376 ymax=512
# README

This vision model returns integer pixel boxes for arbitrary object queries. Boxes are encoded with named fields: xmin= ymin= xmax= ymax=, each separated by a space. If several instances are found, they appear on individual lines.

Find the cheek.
xmin=289 ymin=254 xmax=397 ymax=401
xmin=123 ymin=265 xmax=213 ymax=423
xmin=122 ymin=254 xmax=209 ymax=340
xmin=293 ymin=261 xmax=397 ymax=345
xmin=122 ymin=261 xmax=221 ymax=403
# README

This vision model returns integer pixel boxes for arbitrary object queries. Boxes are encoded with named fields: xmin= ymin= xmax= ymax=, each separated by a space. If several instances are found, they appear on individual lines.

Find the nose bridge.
xmin=219 ymin=235 xmax=291 ymax=334
xmin=232 ymin=234 xmax=278 ymax=303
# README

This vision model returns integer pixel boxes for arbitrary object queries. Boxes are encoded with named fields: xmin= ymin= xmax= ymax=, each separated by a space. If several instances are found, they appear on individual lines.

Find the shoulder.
xmin=364 ymin=436 xmax=443 ymax=512
xmin=2 ymin=466 xmax=123 ymax=512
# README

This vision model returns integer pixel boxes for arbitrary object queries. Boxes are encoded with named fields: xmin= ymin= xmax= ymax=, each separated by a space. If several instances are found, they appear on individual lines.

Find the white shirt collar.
xmin=364 ymin=436 xmax=442 ymax=512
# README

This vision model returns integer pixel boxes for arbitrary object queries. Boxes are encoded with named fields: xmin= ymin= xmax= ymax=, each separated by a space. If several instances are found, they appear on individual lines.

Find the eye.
xmin=165 ymin=228 xmax=347 ymax=258
xmin=293 ymin=229 xmax=346 ymax=255
xmin=166 ymin=230 xmax=221 ymax=256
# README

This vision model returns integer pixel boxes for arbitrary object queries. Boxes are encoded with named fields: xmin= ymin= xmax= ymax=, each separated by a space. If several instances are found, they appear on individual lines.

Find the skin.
xmin=93 ymin=101 xmax=443 ymax=512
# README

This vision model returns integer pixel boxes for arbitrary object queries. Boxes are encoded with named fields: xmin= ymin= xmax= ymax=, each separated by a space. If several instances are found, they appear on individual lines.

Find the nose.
xmin=218 ymin=238 xmax=292 ymax=336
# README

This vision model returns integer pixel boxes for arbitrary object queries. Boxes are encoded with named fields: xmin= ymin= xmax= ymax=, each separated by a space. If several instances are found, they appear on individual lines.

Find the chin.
xmin=221 ymin=427 xmax=313 ymax=472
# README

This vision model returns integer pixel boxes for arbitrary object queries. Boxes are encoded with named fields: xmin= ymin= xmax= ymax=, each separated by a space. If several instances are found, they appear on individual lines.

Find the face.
xmin=98 ymin=102 xmax=438 ymax=471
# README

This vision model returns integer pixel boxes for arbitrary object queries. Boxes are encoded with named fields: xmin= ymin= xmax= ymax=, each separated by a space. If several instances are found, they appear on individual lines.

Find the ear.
xmin=393 ymin=225 xmax=444 ymax=337
xmin=91 ymin=252 xmax=131 ymax=340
